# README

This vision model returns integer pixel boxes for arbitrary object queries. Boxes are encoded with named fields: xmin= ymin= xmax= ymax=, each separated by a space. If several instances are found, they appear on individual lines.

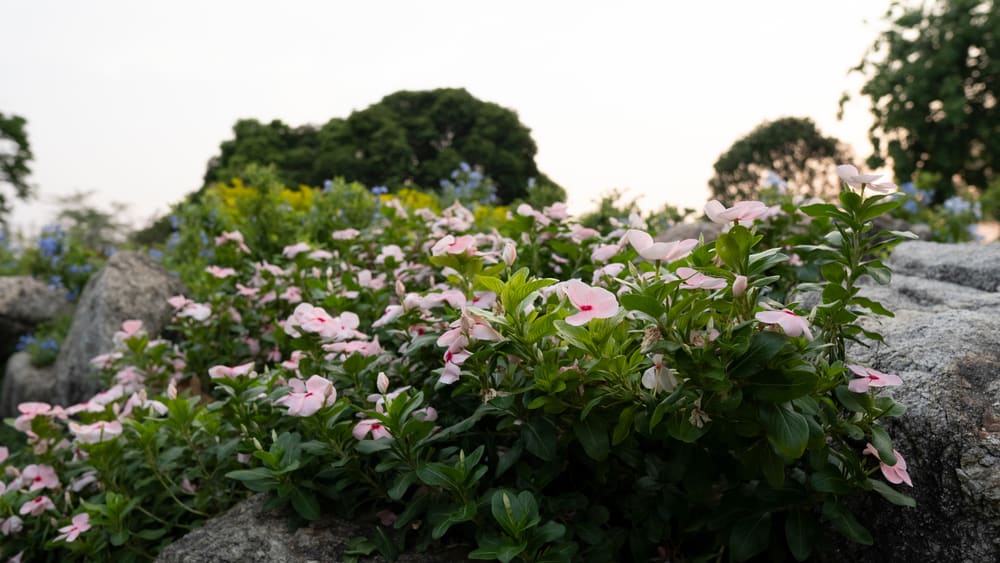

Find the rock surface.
xmin=53 ymin=252 xmax=184 ymax=406
xmin=0 ymin=351 xmax=57 ymax=417
xmin=156 ymin=494 xmax=472 ymax=563
xmin=0 ymin=276 xmax=68 ymax=359
xmin=828 ymin=241 xmax=1000 ymax=561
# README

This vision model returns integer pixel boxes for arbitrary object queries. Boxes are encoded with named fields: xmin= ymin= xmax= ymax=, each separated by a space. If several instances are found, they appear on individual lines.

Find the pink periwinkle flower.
xmin=332 ymin=228 xmax=361 ymax=240
xmin=19 ymin=495 xmax=56 ymax=516
xmin=642 ymin=355 xmax=678 ymax=393
xmin=54 ymin=513 xmax=91 ymax=543
xmin=676 ymin=267 xmax=728 ymax=290
xmin=276 ymin=375 xmax=337 ymax=417
xmin=0 ymin=446 xmax=7 ymax=464
xmin=176 ymin=301 xmax=212 ymax=322
xmin=69 ymin=420 xmax=123 ymax=444
xmin=20 ymin=464 xmax=58 ymax=492
xmin=847 ymin=364 xmax=903 ymax=393
xmin=208 ymin=362 xmax=256 ymax=380
xmin=431 ymin=235 xmax=477 ymax=256
xmin=14 ymin=402 xmax=62 ymax=433
xmin=836 ymin=164 xmax=897 ymax=194
xmin=563 ymin=280 xmax=619 ymax=326
xmin=704 ymin=200 xmax=770 ymax=226
xmin=282 ymin=242 xmax=312 ymax=258
xmin=863 ymin=443 xmax=913 ymax=486
xmin=205 ymin=265 xmax=237 ymax=279
xmin=353 ymin=419 xmax=392 ymax=441
xmin=755 ymin=309 xmax=813 ymax=339
xmin=591 ymin=243 xmax=622 ymax=262
xmin=215 ymin=231 xmax=251 ymax=253
xmin=626 ymin=230 xmax=699 ymax=263
xmin=113 ymin=320 xmax=144 ymax=344
xmin=1 ymin=516 xmax=23 ymax=535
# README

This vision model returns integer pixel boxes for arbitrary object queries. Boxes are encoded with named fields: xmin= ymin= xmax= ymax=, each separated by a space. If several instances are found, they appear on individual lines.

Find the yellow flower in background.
xmin=385 ymin=188 xmax=440 ymax=213
xmin=281 ymin=186 xmax=315 ymax=212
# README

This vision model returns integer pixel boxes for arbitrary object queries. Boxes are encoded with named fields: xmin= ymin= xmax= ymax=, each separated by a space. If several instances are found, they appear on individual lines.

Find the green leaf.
xmin=289 ymin=487 xmax=321 ymax=520
xmin=612 ymin=406 xmax=636 ymax=445
xmin=430 ymin=501 xmax=478 ymax=540
xmin=822 ymin=499 xmax=873 ymax=545
xmin=866 ymin=265 xmax=892 ymax=285
xmin=554 ymin=320 xmax=592 ymax=353
xmin=416 ymin=463 xmax=459 ymax=490
xmin=468 ymin=532 xmax=528 ymax=563
xmin=868 ymin=478 xmax=917 ymax=507
xmin=573 ymin=415 xmax=610 ymax=461
xmin=870 ymin=425 xmax=897 ymax=466
xmin=619 ymin=293 xmax=664 ymax=319
xmin=355 ymin=438 xmax=393 ymax=454
xmin=784 ymin=510 xmax=816 ymax=561
xmin=523 ymin=417 xmax=558 ymax=461
xmin=760 ymin=404 xmax=809 ymax=459
xmin=728 ymin=513 xmax=772 ymax=561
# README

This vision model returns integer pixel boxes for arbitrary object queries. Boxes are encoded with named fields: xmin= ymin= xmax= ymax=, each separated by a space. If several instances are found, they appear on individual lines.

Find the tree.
xmin=849 ymin=0 xmax=1000 ymax=203
xmin=203 ymin=88 xmax=562 ymax=204
xmin=0 ymin=111 xmax=35 ymax=223
xmin=708 ymin=117 xmax=850 ymax=204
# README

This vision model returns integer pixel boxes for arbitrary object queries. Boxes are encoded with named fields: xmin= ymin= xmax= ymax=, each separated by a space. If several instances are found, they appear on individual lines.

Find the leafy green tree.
xmin=708 ymin=117 xmax=850 ymax=204
xmin=203 ymin=89 xmax=561 ymax=204
xmin=849 ymin=0 xmax=1000 ymax=202
xmin=0 ymin=111 xmax=35 ymax=222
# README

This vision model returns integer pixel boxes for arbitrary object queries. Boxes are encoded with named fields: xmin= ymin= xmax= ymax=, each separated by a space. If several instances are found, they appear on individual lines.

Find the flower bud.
xmin=733 ymin=275 xmax=748 ymax=297
xmin=377 ymin=372 xmax=390 ymax=395
xmin=502 ymin=242 xmax=517 ymax=267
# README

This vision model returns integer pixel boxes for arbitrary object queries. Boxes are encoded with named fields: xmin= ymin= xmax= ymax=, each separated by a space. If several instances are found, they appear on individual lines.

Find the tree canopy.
xmin=708 ymin=117 xmax=849 ymax=203
xmin=0 ymin=111 xmax=35 ymax=223
xmin=203 ymin=88 xmax=561 ymax=204
xmin=850 ymin=0 xmax=1000 ymax=202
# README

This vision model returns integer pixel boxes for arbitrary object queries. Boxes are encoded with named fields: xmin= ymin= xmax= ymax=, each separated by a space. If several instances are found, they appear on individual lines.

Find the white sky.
xmin=2 ymin=0 xmax=891 ymax=234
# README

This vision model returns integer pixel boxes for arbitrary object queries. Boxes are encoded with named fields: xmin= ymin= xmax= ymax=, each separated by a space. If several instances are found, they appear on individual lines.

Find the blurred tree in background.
xmin=849 ymin=0 xmax=1000 ymax=203
xmin=0 ymin=111 xmax=35 ymax=224
xmin=203 ymin=88 xmax=562 ymax=204
xmin=708 ymin=117 xmax=850 ymax=203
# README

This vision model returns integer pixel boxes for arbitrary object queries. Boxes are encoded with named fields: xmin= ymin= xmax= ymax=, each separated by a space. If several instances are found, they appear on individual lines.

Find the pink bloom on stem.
xmin=733 ymin=275 xmax=748 ymax=297
xmin=863 ymin=443 xmax=913 ymax=486
xmin=276 ymin=375 xmax=337 ymax=417
xmin=626 ymin=230 xmax=698 ymax=262
xmin=281 ymin=350 xmax=305 ymax=371
xmin=847 ymin=364 xmax=903 ymax=393
xmin=282 ymin=242 xmax=312 ymax=258
xmin=676 ymin=267 xmax=728 ymax=290
xmin=167 ymin=295 xmax=192 ymax=310
xmin=704 ymin=200 xmax=770 ymax=226
xmin=755 ymin=309 xmax=813 ymax=339
xmin=14 ymin=402 xmax=57 ymax=432
xmin=205 ymin=265 xmax=237 ymax=279
xmin=215 ymin=231 xmax=251 ymax=253
xmin=113 ymin=320 xmax=144 ymax=344
xmin=836 ymin=164 xmax=897 ymax=194
xmin=431 ymin=235 xmax=477 ymax=256
xmin=642 ymin=355 xmax=678 ymax=393
xmin=19 ymin=495 xmax=56 ymax=516
xmin=0 ymin=446 xmax=7 ymax=463
xmin=177 ymin=302 xmax=212 ymax=322
xmin=69 ymin=420 xmax=123 ymax=444
xmin=280 ymin=286 xmax=303 ymax=303
xmin=353 ymin=419 xmax=392 ymax=440
xmin=563 ymin=280 xmax=619 ymax=326
xmin=1 ymin=516 xmax=23 ymax=535
xmin=21 ymin=464 xmax=59 ymax=492
xmin=208 ymin=362 xmax=256 ymax=380
xmin=590 ymin=243 xmax=622 ymax=262
xmin=54 ymin=513 xmax=91 ymax=543
xmin=332 ymin=228 xmax=361 ymax=240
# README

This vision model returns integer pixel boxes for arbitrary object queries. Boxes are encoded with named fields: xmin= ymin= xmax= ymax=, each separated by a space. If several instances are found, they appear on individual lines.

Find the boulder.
xmin=825 ymin=241 xmax=1000 ymax=561
xmin=0 ymin=276 xmax=68 ymax=359
xmin=0 ymin=352 xmax=57 ymax=417
xmin=53 ymin=252 xmax=185 ymax=406
xmin=656 ymin=221 xmax=722 ymax=243
xmin=156 ymin=494 xmax=472 ymax=563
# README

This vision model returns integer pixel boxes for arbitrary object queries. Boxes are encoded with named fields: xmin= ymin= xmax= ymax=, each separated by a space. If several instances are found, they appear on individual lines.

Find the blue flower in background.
xmin=371 ymin=185 xmax=389 ymax=195
xmin=149 ymin=248 xmax=164 ymax=260
xmin=48 ymin=275 xmax=63 ymax=289
xmin=943 ymin=196 xmax=972 ymax=215
xmin=15 ymin=334 xmax=35 ymax=351
xmin=169 ymin=214 xmax=180 ymax=230
xmin=903 ymin=199 xmax=919 ymax=214
xmin=323 ymin=179 xmax=334 ymax=192
xmin=900 ymin=182 xmax=917 ymax=196
xmin=40 ymin=338 xmax=59 ymax=351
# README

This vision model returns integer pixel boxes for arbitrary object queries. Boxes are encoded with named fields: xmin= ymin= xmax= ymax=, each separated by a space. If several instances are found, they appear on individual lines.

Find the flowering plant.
xmin=1 ymin=167 xmax=915 ymax=562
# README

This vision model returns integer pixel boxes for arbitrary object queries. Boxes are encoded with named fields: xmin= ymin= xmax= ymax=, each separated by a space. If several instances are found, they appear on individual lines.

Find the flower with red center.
xmin=276 ymin=375 xmax=337 ymax=417
xmin=563 ymin=280 xmax=619 ymax=326
xmin=352 ymin=419 xmax=392 ymax=440
xmin=54 ymin=513 xmax=91 ymax=543
xmin=755 ymin=309 xmax=813 ymax=339
xmin=431 ymin=235 xmax=477 ymax=256
xmin=19 ymin=495 xmax=55 ymax=516
xmin=847 ymin=364 xmax=903 ymax=393
xmin=20 ymin=464 xmax=58 ymax=492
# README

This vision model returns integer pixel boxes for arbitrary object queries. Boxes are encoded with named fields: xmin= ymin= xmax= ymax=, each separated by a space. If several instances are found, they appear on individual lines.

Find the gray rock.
xmin=156 ymin=494 xmax=472 ymax=563
xmin=656 ymin=221 xmax=722 ymax=243
xmin=0 ymin=276 xmax=69 ymax=358
xmin=888 ymin=240 xmax=1000 ymax=292
xmin=825 ymin=263 xmax=1000 ymax=561
xmin=0 ymin=351 xmax=58 ymax=417
xmin=53 ymin=252 xmax=184 ymax=406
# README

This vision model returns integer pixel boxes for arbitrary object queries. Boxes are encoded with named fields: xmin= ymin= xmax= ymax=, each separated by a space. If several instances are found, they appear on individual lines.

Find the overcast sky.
xmin=2 ymin=0 xmax=892 ymax=234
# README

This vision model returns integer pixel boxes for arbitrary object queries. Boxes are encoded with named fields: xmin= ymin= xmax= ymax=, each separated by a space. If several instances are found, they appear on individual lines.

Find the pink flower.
xmin=642 ymin=355 xmax=677 ymax=393
xmin=167 ymin=295 xmax=193 ymax=310
xmin=215 ymin=231 xmax=251 ymax=253
xmin=276 ymin=375 xmax=337 ymax=417
xmin=281 ymin=350 xmax=305 ymax=371
xmin=376 ymin=244 xmax=405 ymax=264
xmin=625 ymin=230 xmax=698 ymax=262
xmin=282 ymin=242 xmax=312 ymax=258
xmin=563 ymin=280 xmax=619 ymax=326
xmin=0 ymin=446 xmax=7 ymax=463
xmin=431 ymin=235 xmax=477 ymax=256
xmin=733 ymin=275 xmax=748 ymax=297
xmin=373 ymin=305 xmax=404 ymax=328
xmin=176 ymin=302 xmax=212 ymax=322
xmin=836 ymin=164 xmax=897 ymax=194
xmin=308 ymin=249 xmax=333 ymax=261
xmin=14 ymin=402 xmax=59 ymax=432
xmin=69 ymin=420 xmax=123 ymax=444
xmin=20 ymin=464 xmax=58 ymax=492
xmin=280 ymin=286 xmax=303 ymax=304
xmin=676 ymin=267 xmax=728 ymax=290
xmin=54 ymin=513 xmax=91 ymax=543
xmin=353 ymin=419 xmax=392 ymax=440
xmin=208 ymin=362 xmax=256 ymax=380
xmin=1 ymin=516 xmax=23 ymax=535
xmin=205 ymin=265 xmax=237 ymax=279
xmin=863 ymin=443 xmax=913 ymax=486
xmin=755 ymin=309 xmax=813 ymax=339
xmin=19 ymin=495 xmax=55 ymax=516
xmin=332 ymin=228 xmax=361 ymax=240
xmin=847 ymin=364 xmax=903 ymax=393
xmin=704 ymin=200 xmax=770 ymax=226
xmin=113 ymin=320 xmax=144 ymax=344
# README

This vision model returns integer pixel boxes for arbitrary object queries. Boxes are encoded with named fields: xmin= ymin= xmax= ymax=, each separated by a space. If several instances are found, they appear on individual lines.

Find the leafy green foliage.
xmin=0 ymin=111 xmax=34 ymax=223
